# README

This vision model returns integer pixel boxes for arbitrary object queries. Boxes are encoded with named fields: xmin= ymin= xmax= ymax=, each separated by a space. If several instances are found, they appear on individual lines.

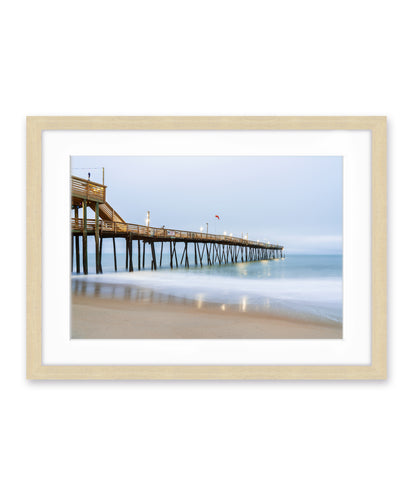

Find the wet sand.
xmin=71 ymin=293 xmax=342 ymax=339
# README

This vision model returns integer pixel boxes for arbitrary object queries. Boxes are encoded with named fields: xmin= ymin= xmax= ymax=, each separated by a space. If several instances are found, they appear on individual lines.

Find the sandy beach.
xmin=71 ymin=293 xmax=342 ymax=339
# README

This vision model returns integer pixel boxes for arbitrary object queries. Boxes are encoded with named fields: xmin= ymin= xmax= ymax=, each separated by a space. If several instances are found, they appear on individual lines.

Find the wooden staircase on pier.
xmin=87 ymin=200 xmax=125 ymax=224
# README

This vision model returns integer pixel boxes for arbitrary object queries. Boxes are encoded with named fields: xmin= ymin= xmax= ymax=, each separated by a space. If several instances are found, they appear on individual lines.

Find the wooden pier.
xmin=71 ymin=176 xmax=284 ymax=274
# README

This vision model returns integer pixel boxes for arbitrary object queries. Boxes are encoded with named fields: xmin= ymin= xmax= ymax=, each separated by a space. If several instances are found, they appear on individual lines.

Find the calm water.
xmin=72 ymin=253 xmax=342 ymax=325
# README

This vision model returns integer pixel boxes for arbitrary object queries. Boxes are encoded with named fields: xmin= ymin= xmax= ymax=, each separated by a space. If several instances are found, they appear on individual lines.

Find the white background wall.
xmin=1 ymin=1 xmax=413 ymax=498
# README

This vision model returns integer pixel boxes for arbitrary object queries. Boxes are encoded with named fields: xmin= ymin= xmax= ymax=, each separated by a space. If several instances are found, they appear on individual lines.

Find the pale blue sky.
xmin=71 ymin=156 xmax=343 ymax=254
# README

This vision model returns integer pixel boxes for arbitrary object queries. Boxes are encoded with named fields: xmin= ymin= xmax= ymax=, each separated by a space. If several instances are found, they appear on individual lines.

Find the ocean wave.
xmin=73 ymin=269 xmax=342 ymax=325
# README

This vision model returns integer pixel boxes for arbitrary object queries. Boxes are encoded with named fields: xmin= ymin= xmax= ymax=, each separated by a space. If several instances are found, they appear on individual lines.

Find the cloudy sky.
xmin=71 ymin=156 xmax=342 ymax=254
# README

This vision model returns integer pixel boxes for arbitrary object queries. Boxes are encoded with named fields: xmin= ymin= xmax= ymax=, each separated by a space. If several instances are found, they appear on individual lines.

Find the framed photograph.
xmin=26 ymin=116 xmax=386 ymax=379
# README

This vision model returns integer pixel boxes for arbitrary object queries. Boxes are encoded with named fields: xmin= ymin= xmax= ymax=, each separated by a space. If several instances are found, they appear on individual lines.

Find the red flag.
xmin=215 ymin=215 xmax=220 ymax=220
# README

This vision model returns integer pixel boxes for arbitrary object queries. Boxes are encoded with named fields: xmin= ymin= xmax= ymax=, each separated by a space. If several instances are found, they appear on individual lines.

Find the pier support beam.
xmin=180 ymin=244 xmax=186 ymax=266
xmin=99 ymin=235 xmax=103 ymax=273
xmin=173 ymin=242 xmax=178 ymax=267
xmin=206 ymin=243 xmax=212 ymax=265
xmin=185 ymin=242 xmax=189 ymax=268
xmin=82 ymin=200 xmax=88 ymax=275
xmin=75 ymin=235 xmax=80 ymax=273
xmin=128 ymin=234 xmax=133 ymax=272
xmin=151 ymin=242 xmax=157 ymax=270
xmin=214 ymin=244 xmax=221 ymax=265
xmin=95 ymin=202 xmax=100 ymax=274
xmin=197 ymin=243 xmax=203 ymax=266
xmin=113 ymin=236 xmax=117 ymax=271
xmin=201 ymin=243 xmax=206 ymax=264
xmin=74 ymin=207 xmax=80 ymax=273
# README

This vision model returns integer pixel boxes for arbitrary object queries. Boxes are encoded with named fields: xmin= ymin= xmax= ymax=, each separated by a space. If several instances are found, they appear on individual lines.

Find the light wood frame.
xmin=26 ymin=116 xmax=387 ymax=380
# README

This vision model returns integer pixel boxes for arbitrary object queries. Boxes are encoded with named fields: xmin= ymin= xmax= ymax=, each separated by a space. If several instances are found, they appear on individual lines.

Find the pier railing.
xmin=71 ymin=218 xmax=281 ymax=249
xmin=71 ymin=176 xmax=106 ymax=204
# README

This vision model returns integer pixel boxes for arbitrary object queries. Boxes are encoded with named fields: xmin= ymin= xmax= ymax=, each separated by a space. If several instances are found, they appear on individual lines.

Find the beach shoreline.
xmin=71 ymin=292 xmax=342 ymax=340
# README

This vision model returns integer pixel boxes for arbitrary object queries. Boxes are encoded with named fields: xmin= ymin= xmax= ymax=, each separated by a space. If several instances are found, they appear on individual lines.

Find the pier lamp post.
xmin=206 ymin=222 xmax=208 ymax=234
xmin=145 ymin=211 xmax=150 ymax=227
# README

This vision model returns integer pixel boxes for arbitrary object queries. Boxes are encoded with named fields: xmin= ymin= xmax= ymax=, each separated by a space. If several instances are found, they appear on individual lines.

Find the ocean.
xmin=72 ymin=253 xmax=342 ymax=326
